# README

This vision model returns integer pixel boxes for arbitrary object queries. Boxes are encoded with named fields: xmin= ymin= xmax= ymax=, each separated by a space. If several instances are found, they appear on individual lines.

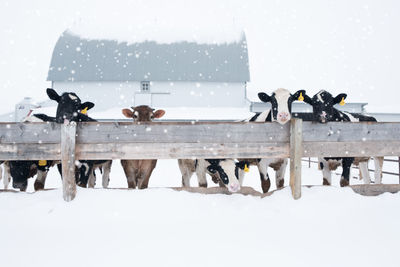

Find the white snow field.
xmin=1 ymin=161 xmax=399 ymax=267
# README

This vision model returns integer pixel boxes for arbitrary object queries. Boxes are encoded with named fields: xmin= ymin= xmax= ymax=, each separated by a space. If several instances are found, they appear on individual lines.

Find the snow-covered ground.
xmin=1 ymin=161 xmax=399 ymax=267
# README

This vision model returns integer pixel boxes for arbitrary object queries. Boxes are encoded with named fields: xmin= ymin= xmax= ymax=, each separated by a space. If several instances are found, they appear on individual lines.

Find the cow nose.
xmin=13 ymin=182 xmax=27 ymax=191
xmin=228 ymin=183 xmax=240 ymax=193
xmin=278 ymin=112 xmax=289 ymax=122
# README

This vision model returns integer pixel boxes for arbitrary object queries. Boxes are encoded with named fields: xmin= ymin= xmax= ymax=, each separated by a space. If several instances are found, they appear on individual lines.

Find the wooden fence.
xmin=1 ymin=119 xmax=400 ymax=201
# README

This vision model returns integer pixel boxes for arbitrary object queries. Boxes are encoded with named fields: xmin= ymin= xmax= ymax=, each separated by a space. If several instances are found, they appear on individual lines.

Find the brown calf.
xmin=120 ymin=106 xmax=166 ymax=189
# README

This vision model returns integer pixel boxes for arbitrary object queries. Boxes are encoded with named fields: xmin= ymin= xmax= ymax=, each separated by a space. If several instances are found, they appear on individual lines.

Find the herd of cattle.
xmin=0 ymin=88 xmax=384 ymax=194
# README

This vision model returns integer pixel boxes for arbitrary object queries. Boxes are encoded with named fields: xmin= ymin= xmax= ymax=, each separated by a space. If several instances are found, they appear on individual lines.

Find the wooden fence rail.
xmin=1 ymin=119 xmax=400 ymax=201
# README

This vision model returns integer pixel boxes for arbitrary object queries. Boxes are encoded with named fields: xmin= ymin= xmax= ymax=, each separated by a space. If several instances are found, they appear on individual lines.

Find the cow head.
xmin=258 ymin=88 xmax=306 ymax=124
xmin=46 ymin=88 xmax=95 ymax=124
xmin=9 ymin=161 xmax=38 ymax=191
xmin=206 ymin=159 xmax=247 ymax=193
xmin=302 ymin=90 xmax=347 ymax=123
xmin=122 ymin=105 xmax=165 ymax=122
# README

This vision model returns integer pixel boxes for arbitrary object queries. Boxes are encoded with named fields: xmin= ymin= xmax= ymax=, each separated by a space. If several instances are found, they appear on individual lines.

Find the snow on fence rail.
xmin=1 ymin=119 xmax=400 ymax=201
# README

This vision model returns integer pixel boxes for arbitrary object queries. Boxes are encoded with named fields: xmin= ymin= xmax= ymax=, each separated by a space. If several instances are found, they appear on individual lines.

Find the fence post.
xmin=61 ymin=122 xmax=77 ymax=202
xmin=290 ymin=118 xmax=302 ymax=199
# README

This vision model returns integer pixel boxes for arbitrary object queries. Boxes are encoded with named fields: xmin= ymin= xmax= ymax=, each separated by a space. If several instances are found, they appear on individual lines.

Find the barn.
xmin=47 ymin=30 xmax=250 ymax=111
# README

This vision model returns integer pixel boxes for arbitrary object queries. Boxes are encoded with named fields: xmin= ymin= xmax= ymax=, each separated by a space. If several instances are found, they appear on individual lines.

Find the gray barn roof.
xmin=47 ymin=31 xmax=250 ymax=83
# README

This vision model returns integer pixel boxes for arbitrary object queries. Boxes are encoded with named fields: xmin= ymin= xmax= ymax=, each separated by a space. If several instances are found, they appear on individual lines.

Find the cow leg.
xmin=87 ymin=168 xmax=96 ymax=188
xmin=340 ymin=157 xmax=354 ymax=187
xmin=121 ymin=160 xmax=137 ymax=189
xmin=359 ymin=161 xmax=371 ymax=184
xmin=137 ymin=160 xmax=157 ymax=189
xmin=101 ymin=161 xmax=112 ymax=188
xmin=275 ymin=158 xmax=287 ymax=189
xmin=373 ymin=157 xmax=384 ymax=184
xmin=57 ymin=163 xmax=62 ymax=178
xmin=178 ymin=159 xmax=194 ymax=187
xmin=257 ymin=159 xmax=271 ymax=193
xmin=195 ymin=167 xmax=208 ymax=188
xmin=3 ymin=162 xmax=11 ymax=190
xmin=77 ymin=161 xmax=92 ymax=188
xmin=137 ymin=168 xmax=154 ymax=190
xmin=34 ymin=170 xmax=49 ymax=191
xmin=320 ymin=158 xmax=332 ymax=186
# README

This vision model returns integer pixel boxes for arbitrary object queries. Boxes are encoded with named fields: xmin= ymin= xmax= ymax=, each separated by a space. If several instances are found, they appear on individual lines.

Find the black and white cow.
xmin=4 ymin=114 xmax=59 ymax=191
xmin=45 ymin=88 xmax=112 ymax=188
xmin=6 ymin=88 xmax=110 ymax=191
xmin=240 ymin=88 xmax=306 ymax=193
xmin=302 ymin=90 xmax=383 ymax=186
xmin=178 ymin=159 xmax=248 ymax=193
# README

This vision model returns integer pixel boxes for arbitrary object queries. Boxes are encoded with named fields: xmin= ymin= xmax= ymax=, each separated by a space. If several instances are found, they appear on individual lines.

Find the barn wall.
xmin=53 ymin=81 xmax=247 ymax=110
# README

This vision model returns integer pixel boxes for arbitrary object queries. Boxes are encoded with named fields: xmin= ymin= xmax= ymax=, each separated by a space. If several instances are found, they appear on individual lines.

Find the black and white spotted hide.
xmin=46 ymin=88 xmax=112 ymax=188
xmin=46 ymin=88 xmax=95 ymax=124
xmin=244 ymin=88 xmax=304 ymax=193
xmin=255 ymin=88 xmax=305 ymax=125
xmin=303 ymin=90 xmax=383 ymax=185
xmin=7 ymin=160 xmax=55 ymax=191
xmin=178 ymin=159 xmax=246 ymax=192
xmin=3 ymin=114 xmax=59 ymax=191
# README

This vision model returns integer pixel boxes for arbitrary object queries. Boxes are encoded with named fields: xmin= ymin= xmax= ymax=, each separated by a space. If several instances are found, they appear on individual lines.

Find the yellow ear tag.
xmin=244 ymin=164 xmax=250 ymax=173
xmin=81 ymin=107 xmax=88 ymax=115
xmin=38 ymin=160 xmax=47 ymax=166
xmin=339 ymin=97 xmax=345 ymax=106
xmin=298 ymin=92 xmax=304 ymax=102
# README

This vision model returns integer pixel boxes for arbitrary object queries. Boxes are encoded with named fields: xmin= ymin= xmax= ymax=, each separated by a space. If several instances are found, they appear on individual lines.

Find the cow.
xmin=120 ymin=105 xmax=165 ymax=189
xmin=178 ymin=159 xmax=248 ymax=193
xmin=6 ymin=88 xmax=110 ymax=191
xmin=4 ymin=107 xmax=61 ymax=191
xmin=239 ymin=88 xmax=306 ymax=193
xmin=45 ymin=88 xmax=112 ymax=188
xmin=302 ymin=90 xmax=383 ymax=186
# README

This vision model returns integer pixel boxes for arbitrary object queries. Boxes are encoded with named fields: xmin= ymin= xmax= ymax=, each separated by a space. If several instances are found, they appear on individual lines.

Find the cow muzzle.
xmin=277 ymin=112 xmax=290 ymax=124
xmin=228 ymin=183 xmax=241 ymax=193
xmin=13 ymin=181 xmax=28 ymax=191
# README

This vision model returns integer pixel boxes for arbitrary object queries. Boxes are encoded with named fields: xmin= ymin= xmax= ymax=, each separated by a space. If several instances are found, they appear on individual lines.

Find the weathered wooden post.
xmin=290 ymin=118 xmax=302 ymax=199
xmin=61 ymin=122 xmax=77 ymax=201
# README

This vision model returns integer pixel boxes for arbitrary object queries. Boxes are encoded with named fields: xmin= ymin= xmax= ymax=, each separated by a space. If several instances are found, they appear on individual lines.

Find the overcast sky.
xmin=1 ymin=0 xmax=399 ymax=114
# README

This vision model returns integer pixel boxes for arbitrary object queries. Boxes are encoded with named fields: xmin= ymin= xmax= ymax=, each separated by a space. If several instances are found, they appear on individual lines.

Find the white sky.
xmin=0 ymin=0 xmax=399 ymax=114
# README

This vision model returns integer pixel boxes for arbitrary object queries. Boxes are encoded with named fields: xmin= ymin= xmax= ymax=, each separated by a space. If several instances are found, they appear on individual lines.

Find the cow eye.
xmin=151 ymin=115 xmax=154 ymax=119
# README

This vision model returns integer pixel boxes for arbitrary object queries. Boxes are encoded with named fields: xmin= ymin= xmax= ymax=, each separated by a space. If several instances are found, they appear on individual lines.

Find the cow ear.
xmin=207 ymin=165 xmax=218 ymax=174
xmin=294 ymin=90 xmax=313 ymax=105
xmin=153 ymin=109 xmax=165 ymax=118
xmin=122 ymin=108 xmax=133 ymax=118
xmin=292 ymin=90 xmax=305 ymax=101
xmin=46 ymin=88 xmax=61 ymax=102
xmin=258 ymin=92 xmax=271 ymax=103
xmin=81 ymin=102 xmax=95 ymax=110
xmin=333 ymin=94 xmax=347 ymax=104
